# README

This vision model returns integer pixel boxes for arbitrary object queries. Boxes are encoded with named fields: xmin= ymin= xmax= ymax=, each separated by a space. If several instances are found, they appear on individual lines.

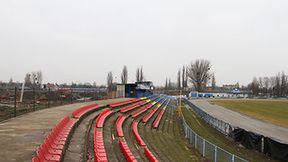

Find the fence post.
xmin=214 ymin=146 xmax=217 ymax=162
xmin=14 ymin=87 xmax=17 ymax=117
xmin=232 ymin=154 xmax=235 ymax=162
xmin=195 ymin=134 xmax=197 ymax=148
xmin=33 ymin=86 xmax=35 ymax=111
xmin=48 ymin=88 xmax=50 ymax=108
xmin=261 ymin=137 xmax=264 ymax=153
xmin=70 ymin=89 xmax=73 ymax=104
xmin=203 ymin=139 xmax=206 ymax=157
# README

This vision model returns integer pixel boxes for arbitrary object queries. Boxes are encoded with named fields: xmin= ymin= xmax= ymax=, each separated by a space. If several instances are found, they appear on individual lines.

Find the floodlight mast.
xmin=20 ymin=80 xmax=25 ymax=103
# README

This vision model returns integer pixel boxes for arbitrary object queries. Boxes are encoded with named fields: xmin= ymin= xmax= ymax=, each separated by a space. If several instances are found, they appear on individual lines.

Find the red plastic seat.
xmin=96 ymin=109 xmax=112 ymax=128
xmin=72 ymin=103 xmax=99 ymax=118
xmin=116 ymin=115 xmax=126 ymax=137
xmin=152 ymin=109 xmax=166 ymax=129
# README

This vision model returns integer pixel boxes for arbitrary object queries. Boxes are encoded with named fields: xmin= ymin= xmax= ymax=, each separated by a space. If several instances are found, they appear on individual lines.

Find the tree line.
xmin=249 ymin=72 xmax=288 ymax=97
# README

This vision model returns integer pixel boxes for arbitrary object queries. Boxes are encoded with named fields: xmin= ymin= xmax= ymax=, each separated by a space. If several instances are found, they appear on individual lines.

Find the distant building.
xmin=116 ymin=81 xmax=154 ymax=98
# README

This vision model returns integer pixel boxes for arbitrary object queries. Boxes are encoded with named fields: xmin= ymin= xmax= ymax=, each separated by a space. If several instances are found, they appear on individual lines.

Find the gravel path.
xmin=189 ymin=99 xmax=288 ymax=144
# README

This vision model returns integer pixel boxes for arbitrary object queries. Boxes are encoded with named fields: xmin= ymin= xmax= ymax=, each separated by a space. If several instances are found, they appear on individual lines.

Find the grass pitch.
xmin=182 ymin=104 xmax=277 ymax=162
xmin=210 ymin=100 xmax=288 ymax=128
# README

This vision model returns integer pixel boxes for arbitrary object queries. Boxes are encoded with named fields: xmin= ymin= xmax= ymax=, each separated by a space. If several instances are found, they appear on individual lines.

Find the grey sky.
xmin=1 ymin=0 xmax=288 ymax=86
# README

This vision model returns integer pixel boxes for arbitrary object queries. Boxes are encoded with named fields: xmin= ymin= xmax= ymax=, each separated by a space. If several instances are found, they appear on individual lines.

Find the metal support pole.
xmin=203 ymin=139 xmax=206 ymax=157
xmin=70 ymin=89 xmax=73 ymax=104
xmin=33 ymin=86 xmax=35 ymax=111
xmin=14 ymin=87 xmax=17 ymax=117
xmin=214 ymin=146 xmax=217 ymax=162
xmin=232 ymin=154 xmax=235 ymax=162
xmin=261 ymin=137 xmax=265 ymax=153
xmin=48 ymin=88 xmax=50 ymax=108
xmin=195 ymin=134 xmax=197 ymax=148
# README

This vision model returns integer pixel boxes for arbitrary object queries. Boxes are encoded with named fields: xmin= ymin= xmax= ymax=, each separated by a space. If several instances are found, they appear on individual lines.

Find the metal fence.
xmin=181 ymin=114 xmax=248 ymax=162
xmin=183 ymin=99 xmax=233 ymax=135
xmin=0 ymin=88 xmax=106 ymax=122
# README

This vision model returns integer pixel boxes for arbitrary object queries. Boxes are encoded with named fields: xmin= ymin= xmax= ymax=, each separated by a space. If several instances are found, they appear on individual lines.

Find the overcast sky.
xmin=1 ymin=0 xmax=288 ymax=86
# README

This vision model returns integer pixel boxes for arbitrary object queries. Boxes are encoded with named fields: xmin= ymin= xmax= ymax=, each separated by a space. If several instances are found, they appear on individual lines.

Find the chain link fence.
xmin=181 ymin=114 xmax=248 ymax=162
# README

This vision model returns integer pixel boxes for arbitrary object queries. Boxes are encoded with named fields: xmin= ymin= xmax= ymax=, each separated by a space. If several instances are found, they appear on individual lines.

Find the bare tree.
xmin=275 ymin=73 xmax=281 ymax=97
xmin=140 ymin=66 xmax=144 ymax=82
xmin=249 ymin=77 xmax=259 ymax=95
xmin=280 ymin=72 xmax=287 ymax=97
xmin=177 ymin=69 xmax=181 ymax=90
xmin=263 ymin=77 xmax=270 ymax=95
xmin=165 ymin=78 xmax=168 ymax=90
xmin=182 ymin=66 xmax=186 ymax=90
xmin=36 ymin=71 xmax=43 ymax=85
xmin=136 ymin=67 xmax=140 ymax=82
xmin=107 ymin=71 xmax=113 ymax=92
xmin=211 ymin=73 xmax=216 ymax=90
xmin=187 ymin=59 xmax=212 ymax=91
xmin=24 ymin=73 xmax=32 ymax=86
xmin=121 ymin=66 xmax=128 ymax=84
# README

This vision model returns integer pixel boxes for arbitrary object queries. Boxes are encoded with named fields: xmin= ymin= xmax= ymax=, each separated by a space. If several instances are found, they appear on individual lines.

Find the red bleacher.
xmin=116 ymin=115 xmax=126 ymax=137
xmin=96 ymin=109 xmax=112 ymax=128
xmin=144 ymin=147 xmax=158 ymax=162
xmin=72 ymin=103 xmax=99 ymax=119
xmin=119 ymin=140 xmax=138 ymax=162
xmin=120 ymin=101 xmax=147 ymax=113
xmin=152 ymin=109 xmax=166 ymax=129
xmin=32 ymin=116 xmax=76 ymax=162
xmin=142 ymin=108 xmax=159 ymax=123
xmin=132 ymin=121 xmax=146 ymax=146
xmin=94 ymin=128 xmax=108 ymax=162
xmin=109 ymin=98 xmax=141 ymax=108
xmin=131 ymin=103 xmax=153 ymax=118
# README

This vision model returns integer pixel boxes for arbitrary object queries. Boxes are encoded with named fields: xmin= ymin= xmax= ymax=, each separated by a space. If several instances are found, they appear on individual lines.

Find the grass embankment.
xmin=140 ymin=103 xmax=204 ymax=162
xmin=210 ymin=100 xmax=288 ymax=128
xmin=182 ymin=104 xmax=277 ymax=162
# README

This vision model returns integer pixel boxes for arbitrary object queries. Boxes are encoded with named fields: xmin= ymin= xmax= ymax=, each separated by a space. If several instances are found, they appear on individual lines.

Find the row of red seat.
xmin=152 ymin=109 xmax=166 ymax=129
xmin=109 ymin=98 xmax=142 ymax=109
xmin=94 ymin=128 xmax=108 ymax=162
xmin=115 ymin=114 xmax=138 ymax=161
xmin=142 ymin=108 xmax=159 ymax=123
xmin=131 ymin=121 xmax=146 ymax=146
xmin=72 ymin=103 xmax=99 ymax=119
xmin=120 ymin=100 xmax=148 ymax=113
xmin=144 ymin=147 xmax=158 ymax=162
xmin=94 ymin=109 xmax=113 ymax=162
xmin=32 ymin=116 xmax=76 ymax=162
xmin=131 ymin=103 xmax=154 ymax=118
xmin=119 ymin=140 xmax=138 ymax=162
xmin=96 ymin=109 xmax=112 ymax=128
xmin=116 ymin=114 xmax=126 ymax=137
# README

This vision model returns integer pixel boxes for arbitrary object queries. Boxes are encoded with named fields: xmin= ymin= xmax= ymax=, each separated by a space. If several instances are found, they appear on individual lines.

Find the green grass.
xmin=182 ymin=104 xmax=277 ymax=162
xmin=210 ymin=100 xmax=288 ymax=128
xmin=140 ymin=103 xmax=204 ymax=162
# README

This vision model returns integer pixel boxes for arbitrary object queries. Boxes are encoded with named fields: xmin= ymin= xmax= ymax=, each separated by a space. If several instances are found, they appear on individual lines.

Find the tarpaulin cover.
xmin=264 ymin=138 xmax=288 ymax=162
xmin=231 ymin=128 xmax=262 ymax=151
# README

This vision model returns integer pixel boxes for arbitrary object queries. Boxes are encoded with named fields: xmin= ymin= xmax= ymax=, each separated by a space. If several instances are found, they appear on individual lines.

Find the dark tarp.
xmin=231 ymin=128 xmax=262 ymax=151
xmin=264 ymin=138 xmax=288 ymax=162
